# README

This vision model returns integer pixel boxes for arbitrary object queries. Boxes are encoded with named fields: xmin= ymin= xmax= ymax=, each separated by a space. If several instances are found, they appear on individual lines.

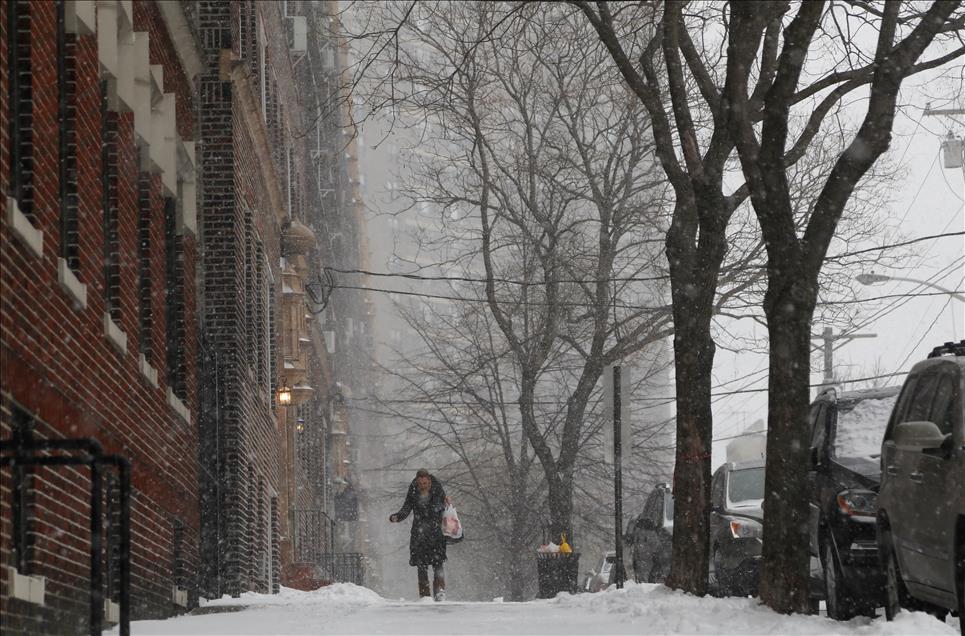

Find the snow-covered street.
xmin=111 ymin=583 xmax=961 ymax=635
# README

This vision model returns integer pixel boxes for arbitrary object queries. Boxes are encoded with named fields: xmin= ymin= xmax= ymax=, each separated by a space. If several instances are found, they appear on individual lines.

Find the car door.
xmin=914 ymin=369 xmax=959 ymax=592
xmin=887 ymin=371 xmax=939 ymax=585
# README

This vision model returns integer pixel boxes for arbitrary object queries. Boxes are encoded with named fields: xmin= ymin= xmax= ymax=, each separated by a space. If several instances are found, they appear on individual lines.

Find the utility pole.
xmin=811 ymin=327 xmax=877 ymax=389
xmin=604 ymin=364 xmax=630 ymax=589
xmin=612 ymin=365 xmax=625 ymax=590
xmin=923 ymin=103 xmax=964 ymax=172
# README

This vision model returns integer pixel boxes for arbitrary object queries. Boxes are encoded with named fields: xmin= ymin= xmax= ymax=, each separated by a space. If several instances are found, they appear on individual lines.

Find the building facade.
xmin=2 ymin=1 xmax=372 ymax=631
xmin=1 ymin=0 xmax=203 ymax=632
xmin=187 ymin=0 xmax=371 ymax=597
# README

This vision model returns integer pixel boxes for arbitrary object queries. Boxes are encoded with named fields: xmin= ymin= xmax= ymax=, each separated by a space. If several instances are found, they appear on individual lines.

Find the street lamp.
xmin=856 ymin=273 xmax=965 ymax=302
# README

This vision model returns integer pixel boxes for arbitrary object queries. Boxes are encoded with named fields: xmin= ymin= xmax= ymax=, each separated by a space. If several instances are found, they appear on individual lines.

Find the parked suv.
xmin=878 ymin=340 xmax=965 ymax=632
xmin=709 ymin=460 xmax=765 ymax=596
xmin=807 ymin=385 xmax=901 ymax=619
xmin=625 ymin=483 xmax=673 ymax=583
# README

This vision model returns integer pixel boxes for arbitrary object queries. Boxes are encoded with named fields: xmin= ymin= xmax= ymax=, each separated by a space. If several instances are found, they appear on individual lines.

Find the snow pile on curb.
xmin=202 ymin=583 xmax=384 ymax=610
xmin=550 ymin=582 xmax=959 ymax=635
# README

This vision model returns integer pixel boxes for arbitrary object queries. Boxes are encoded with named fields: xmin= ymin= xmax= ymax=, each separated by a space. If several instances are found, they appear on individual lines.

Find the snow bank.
xmin=110 ymin=581 xmax=959 ymax=635
xmin=201 ymin=583 xmax=383 ymax=610
xmin=551 ymin=582 xmax=958 ymax=635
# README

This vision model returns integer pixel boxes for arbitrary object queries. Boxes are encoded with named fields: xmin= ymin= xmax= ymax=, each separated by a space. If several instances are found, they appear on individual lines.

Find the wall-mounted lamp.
xmin=278 ymin=382 xmax=292 ymax=406
xmin=295 ymin=418 xmax=305 ymax=433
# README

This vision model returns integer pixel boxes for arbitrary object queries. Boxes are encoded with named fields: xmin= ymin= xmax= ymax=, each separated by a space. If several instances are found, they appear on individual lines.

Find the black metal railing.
xmin=1 ymin=406 xmax=131 ymax=636
xmin=292 ymin=508 xmax=335 ymax=564
xmin=291 ymin=509 xmax=363 ymax=585
xmin=317 ymin=552 xmax=364 ymax=586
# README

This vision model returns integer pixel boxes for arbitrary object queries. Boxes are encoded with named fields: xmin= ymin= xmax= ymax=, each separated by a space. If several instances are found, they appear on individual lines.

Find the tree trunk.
xmin=506 ymin=539 xmax=528 ymax=602
xmin=664 ymin=293 xmax=715 ymax=596
xmin=547 ymin=473 xmax=573 ymax=545
xmin=758 ymin=278 xmax=815 ymax=613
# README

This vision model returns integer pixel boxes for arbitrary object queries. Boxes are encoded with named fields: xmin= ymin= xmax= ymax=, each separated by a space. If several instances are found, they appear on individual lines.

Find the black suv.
xmin=878 ymin=340 xmax=965 ymax=632
xmin=807 ymin=385 xmax=901 ymax=619
xmin=709 ymin=460 xmax=765 ymax=596
xmin=624 ymin=483 xmax=673 ymax=583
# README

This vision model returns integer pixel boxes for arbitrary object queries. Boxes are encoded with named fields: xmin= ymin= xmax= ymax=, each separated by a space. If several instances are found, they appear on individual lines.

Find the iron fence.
xmin=317 ymin=552 xmax=364 ymax=586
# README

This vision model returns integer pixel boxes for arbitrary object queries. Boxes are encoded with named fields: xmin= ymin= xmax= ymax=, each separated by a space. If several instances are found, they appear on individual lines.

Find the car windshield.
xmin=726 ymin=467 xmax=764 ymax=507
xmin=834 ymin=393 xmax=898 ymax=459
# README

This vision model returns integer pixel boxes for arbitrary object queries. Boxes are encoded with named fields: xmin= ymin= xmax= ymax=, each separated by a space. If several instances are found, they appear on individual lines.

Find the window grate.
xmin=102 ymin=81 xmax=121 ymax=320
xmin=58 ymin=0 xmax=80 ymax=271
xmin=138 ymin=175 xmax=153 ymax=361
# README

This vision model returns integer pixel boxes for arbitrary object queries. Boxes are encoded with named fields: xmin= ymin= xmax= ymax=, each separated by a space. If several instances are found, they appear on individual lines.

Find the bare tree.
xmin=573 ymin=0 xmax=965 ymax=611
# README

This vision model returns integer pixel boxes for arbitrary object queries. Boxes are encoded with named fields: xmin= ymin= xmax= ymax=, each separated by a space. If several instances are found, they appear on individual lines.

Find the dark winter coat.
xmin=394 ymin=475 xmax=447 ymax=567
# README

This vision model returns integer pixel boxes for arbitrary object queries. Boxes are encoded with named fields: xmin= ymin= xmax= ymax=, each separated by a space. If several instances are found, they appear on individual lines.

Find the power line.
xmin=331 ymin=281 xmax=962 ymax=309
xmin=347 ymin=371 xmax=907 ymax=407
xmin=323 ymin=230 xmax=963 ymax=287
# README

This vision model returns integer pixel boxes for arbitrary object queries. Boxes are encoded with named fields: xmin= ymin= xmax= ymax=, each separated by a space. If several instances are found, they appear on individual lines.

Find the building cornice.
xmin=156 ymin=1 xmax=203 ymax=82
xmin=222 ymin=55 xmax=290 ymax=227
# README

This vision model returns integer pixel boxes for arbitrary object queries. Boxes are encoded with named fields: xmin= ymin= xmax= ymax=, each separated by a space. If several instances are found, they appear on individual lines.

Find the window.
xmin=57 ymin=0 xmax=79 ymax=272
xmin=929 ymin=373 xmax=957 ymax=436
xmin=710 ymin=468 xmax=725 ymax=509
xmin=258 ymin=17 xmax=267 ymax=119
xmin=269 ymin=284 xmax=277 ymax=410
xmin=808 ymin=405 xmax=826 ymax=451
xmin=101 ymin=81 xmax=121 ymax=320
xmin=726 ymin=467 xmax=765 ymax=506
xmin=165 ymin=198 xmax=185 ymax=399
xmin=898 ymin=373 xmax=939 ymax=425
xmin=138 ymin=175 xmax=153 ymax=362
xmin=287 ymin=147 xmax=294 ymax=218
xmin=256 ymin=244 xmax=267 ymax=389
xmin=8 ymin=0 xmax=34 ymax=221
xmin=10 ymin=405 xmax=36 ymax=574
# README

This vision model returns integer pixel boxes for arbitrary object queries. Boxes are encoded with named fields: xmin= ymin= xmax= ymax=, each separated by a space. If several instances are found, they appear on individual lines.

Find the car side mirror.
xmin=894 ymin=420 xmax=947 ymax=452
xmin=808 ymin=446 xmax=821 ymax=469
xmin=922 ymin=433 xmax=955 ymax=459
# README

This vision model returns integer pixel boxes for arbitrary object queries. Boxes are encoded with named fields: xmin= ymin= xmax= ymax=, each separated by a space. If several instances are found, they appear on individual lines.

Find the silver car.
xmin=877 ymin=340 xmax=965 ymax=632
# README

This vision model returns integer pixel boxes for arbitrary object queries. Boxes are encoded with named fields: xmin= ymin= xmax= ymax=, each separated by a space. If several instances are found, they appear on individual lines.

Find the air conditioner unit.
xmin=287 ymin=16 xmax=307 ymax=54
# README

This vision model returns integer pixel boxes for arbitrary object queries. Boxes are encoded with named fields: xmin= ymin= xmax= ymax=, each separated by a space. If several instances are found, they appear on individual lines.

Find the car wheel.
xmin=958 ymin=561 xmax=964 ymax=635
xmin=648 ymin=559 xmax=663 ymax=584
xmin=710 ymin=548 xmax=730 ymax=597
xmin=824 ymin=540 xmax=857 ymax=621
xmin=882 ymin=543 xmax=903 ymax=621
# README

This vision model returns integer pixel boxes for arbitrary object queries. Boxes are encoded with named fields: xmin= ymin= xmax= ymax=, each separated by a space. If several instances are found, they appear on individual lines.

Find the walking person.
xmin=389 ymin=468 xmax=451 ymax=601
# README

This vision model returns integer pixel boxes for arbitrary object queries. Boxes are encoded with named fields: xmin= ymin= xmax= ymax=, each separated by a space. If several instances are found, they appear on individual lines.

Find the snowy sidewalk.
xmin=110 ymin=582 xmax=961 ymax=635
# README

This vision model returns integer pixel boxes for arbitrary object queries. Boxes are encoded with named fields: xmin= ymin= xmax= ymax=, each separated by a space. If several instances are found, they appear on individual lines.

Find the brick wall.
xmin=195 ymin=0 xmax=285 ymax=598
xmin=1 ymin=2 xmax=201 ymax=633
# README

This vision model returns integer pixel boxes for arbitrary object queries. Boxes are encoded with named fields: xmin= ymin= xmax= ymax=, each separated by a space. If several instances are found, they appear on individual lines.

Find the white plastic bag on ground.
xmin=441 ymin=504 xmax=463 ymax=543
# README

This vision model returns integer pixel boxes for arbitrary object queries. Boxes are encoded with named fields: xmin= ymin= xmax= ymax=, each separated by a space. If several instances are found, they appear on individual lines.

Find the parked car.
xmin=709 ymin=460 xmax=765 ymax=596
xmin=807 ymin=385 xmax=901 ymax=619
xmin=878 ymin=340 xmax=965 ymax=632
xmin=582 ymin=551 xmax=627 ymax=592
xmin=625 ymin=483 xmax=674 ymax=583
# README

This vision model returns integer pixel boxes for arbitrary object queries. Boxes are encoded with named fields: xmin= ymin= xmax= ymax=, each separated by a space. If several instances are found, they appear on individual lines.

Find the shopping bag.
xmin=441 ymin=504 xmax=464 ymax=544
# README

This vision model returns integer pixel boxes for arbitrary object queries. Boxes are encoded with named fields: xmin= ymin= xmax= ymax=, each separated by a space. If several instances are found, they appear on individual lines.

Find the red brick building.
xmin=1 ymin=1 xmax=203 ymax=632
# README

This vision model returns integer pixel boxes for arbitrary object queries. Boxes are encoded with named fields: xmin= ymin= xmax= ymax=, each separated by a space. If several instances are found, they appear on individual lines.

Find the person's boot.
xmin=418 ymin=580 xmax=431 ymax=598
xmin=433 ymin=578 xmax=446 ymax=602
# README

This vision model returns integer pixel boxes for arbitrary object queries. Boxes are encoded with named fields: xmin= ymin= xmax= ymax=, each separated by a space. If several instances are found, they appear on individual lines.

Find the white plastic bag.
xmin=441 ymin=504 xmax=463 ymax=543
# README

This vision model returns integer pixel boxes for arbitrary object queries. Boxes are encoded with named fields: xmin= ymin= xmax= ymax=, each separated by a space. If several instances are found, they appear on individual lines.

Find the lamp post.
xmin=856 ymin=273 xmax=965 ymax=302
